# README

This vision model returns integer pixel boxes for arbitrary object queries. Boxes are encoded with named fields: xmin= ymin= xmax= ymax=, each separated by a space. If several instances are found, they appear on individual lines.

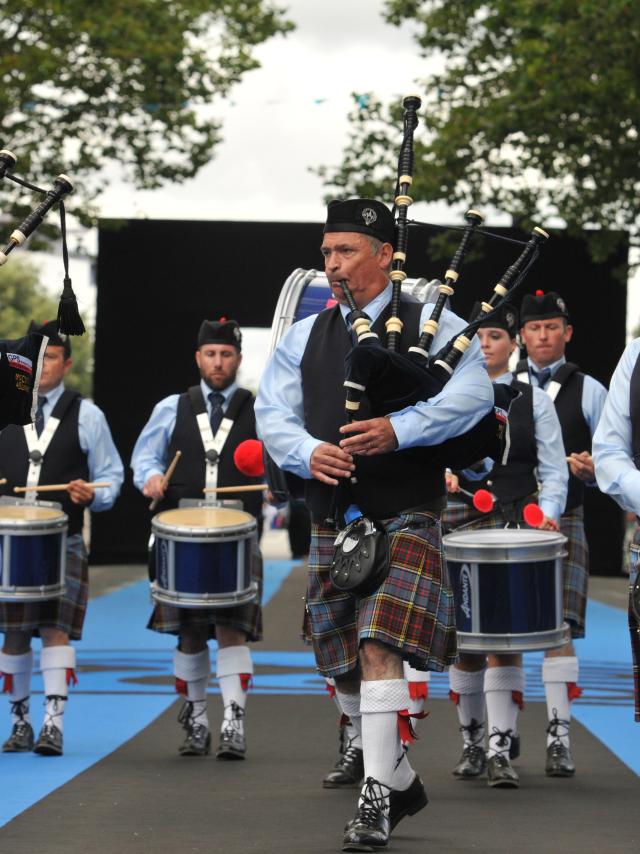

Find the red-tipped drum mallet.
xmin=523 ymin=503 xmax=544 ymax=528
xmin=453 ymin=486 xmax=495 ymax=514
xmin=233 ymin=439 xmax=265 ymax=477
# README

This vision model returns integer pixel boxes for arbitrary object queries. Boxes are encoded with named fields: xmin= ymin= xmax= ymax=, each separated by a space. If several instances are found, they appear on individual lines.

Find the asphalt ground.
xmin=0 ymin=532 xmax=637 ymax=854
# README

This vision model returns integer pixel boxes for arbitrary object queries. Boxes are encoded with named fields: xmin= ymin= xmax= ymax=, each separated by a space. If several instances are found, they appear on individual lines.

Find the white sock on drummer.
xmin=360 ymin=679 xmax=413 ymax=804
xmin=0 ymin=650 xmax=34 ymax=725
xmin=484 ymin=666 xmax=524 ymax=758
xmin=449 ymin=665 xmax=486 ymax=746
xmin=404 ymin=662 xmax=429 ymax=718
xmin=216 ymin=645 xmax=252 ymax=735
xmin=174 ymin=648 xmax=210 ymax=728
xmin=335 ymin=688 xmax=363 ymax=749
xmin=542 ymin=656 xmax=579 ymax=748
xmin=40 ymin=646 xmax=76 ymax=734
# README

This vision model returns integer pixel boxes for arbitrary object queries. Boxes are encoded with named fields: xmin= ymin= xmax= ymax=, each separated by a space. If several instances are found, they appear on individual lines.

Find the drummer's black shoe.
xmin=487 ymin=753 xmax=519 ymax=788
xmin=323 ymin=740 xmax=364 ymax=788
xmin=343 ymin=778 xmax=390 ymax=852
xmin=452 ymin=744 xmax=487 ymax=778
xmin=545 ymin=713 xmax=575 ymax=777
xmin=216 ymin=701 xmax=246 ymax=760
xmin=389 ymin=773 xmax=428 ymax=832
xmin=2 ymin=699 xmax=34 ymax=753
xmin=177 ymin=701 xmax=211 ymax=756
xmin=33 ymin=724 xmax=63 ymax=756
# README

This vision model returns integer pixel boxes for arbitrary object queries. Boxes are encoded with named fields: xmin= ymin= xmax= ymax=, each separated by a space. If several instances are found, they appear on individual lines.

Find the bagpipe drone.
xmin=0 ymin=149 xmax=85 ymax=429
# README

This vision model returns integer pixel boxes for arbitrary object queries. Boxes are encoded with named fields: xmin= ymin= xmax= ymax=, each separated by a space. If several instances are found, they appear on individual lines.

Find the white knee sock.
xmin=216 ymin=645 xmax=253 ymax=736
xmin=174 ymin=648 xmax=210 ymax=728
xmin=542 ymin=656 xmax=579 ymax=747
xmin=335 ymin=688 xmax=363 ymax=749
xmin=360 ymin=679 xmax=413 ymax=805
xmin=484 ymin=666 xmax=524 ymax=758
xmin=0 ymin=650 xmax=33 ymax=725
xmin=449 ymin=665 xmax=486 ymax=746
xmin=40 ymin=646 xmax=76 ymax=734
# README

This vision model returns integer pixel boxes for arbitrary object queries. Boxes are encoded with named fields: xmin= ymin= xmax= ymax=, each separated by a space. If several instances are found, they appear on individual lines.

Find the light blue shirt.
xmin=525 ymin=355 xmax=607 ymax=436
xmin=131 ymin=379 xmax=238 ymax=491
xmin=489 ymin=372 xmax=568 ymax=520
xmin=254 ymin=282 xmax=494 ymax=478
xmin=38 ymin=382 xmax=124 ymax=511
xmin=593 ymin=339 xmax=640 ymax=513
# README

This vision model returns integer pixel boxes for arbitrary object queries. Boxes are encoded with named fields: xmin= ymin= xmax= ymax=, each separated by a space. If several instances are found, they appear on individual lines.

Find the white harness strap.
xmin=23 ymin=416 xmax=62 ymax=502
xmin=515 ymin=369 xmax=561 ymax=402
xmin=195 ymin=412 xmax=234 ymax=504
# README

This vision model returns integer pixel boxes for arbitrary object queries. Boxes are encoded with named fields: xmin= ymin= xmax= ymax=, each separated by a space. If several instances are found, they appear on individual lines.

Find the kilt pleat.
xmin=0 ymin=534 xmax=89 ymax=639
xmin=306 ymin=512 xmax=457 ymax=678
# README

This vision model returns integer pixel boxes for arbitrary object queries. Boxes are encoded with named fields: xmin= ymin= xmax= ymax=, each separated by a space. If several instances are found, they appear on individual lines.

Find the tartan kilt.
xmin=442 ymin=500 xmax=588 ymax=638
xmin=147 ymin=542 xmax=263 ymax=642
xmin=629 ymin=526 xmax=640 ymax=722
xmin=0 ymin=534 xmax=88 ymax=639
xmin=306 ymin=511 xmax=457 ymax=678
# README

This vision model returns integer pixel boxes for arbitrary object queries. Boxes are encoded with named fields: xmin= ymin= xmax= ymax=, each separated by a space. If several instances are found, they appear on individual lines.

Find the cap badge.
xmin=556 ymin=297 xmax=567 ymax=313
xmin=361 ymin=207 xmax=377 ymax=226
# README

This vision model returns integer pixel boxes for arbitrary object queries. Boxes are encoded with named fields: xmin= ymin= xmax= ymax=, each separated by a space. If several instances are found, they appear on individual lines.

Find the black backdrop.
xmin=93 ymin=218 xmax=628 ymax=574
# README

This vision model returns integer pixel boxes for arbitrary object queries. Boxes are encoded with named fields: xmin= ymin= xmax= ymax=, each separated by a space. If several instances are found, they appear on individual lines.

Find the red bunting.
xmin=449 ymin=689 xmax=460 ymax=706
xmin=567 ymin=682 xmax=583 ymax=701
xmin=66 ymin=668 xmax=78 ymax=687
xmin=240 ymin=673 xmax=252 ymax=693
xmin=1 ymin=673 xmax=13 ymax=694
xmin=511 ymin=690 xmax=524 ymax=710
xmin=409 ymin=681 xmax=428 ymax=701
xmin=175 ymin=678 xmax=188 ymax=696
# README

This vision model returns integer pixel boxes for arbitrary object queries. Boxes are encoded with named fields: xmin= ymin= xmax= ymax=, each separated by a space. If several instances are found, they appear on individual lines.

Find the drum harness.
xmin=22 ymin=391 xmax=79 ymax=504
xmin=189 ymin=387 xmax=252 ymax=505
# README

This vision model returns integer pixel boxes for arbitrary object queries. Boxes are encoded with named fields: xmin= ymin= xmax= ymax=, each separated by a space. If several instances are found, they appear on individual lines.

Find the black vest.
xmin=0 ymin=390 xmax=89 ymax=535
xmin=516 ymin=359 xmax=591 ymax=510
xmin=457 ymin=379 xmax=537 ymax=504
xmin=300 ymin=297 xmax=446 ymax=521
xmin=160 ymin=385 xmax=262 ymax=522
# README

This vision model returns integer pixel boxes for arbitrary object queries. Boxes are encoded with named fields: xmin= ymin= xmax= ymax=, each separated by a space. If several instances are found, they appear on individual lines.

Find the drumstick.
xmin=149 ymin=450 xmax=182 ymax=511
xmin=203 ymin=484 xmax=268 ymax=494
xmin=0 ymin=478 xmax=6 ymax=485
xmin=14 ymin=481 xmax=112 ymax=493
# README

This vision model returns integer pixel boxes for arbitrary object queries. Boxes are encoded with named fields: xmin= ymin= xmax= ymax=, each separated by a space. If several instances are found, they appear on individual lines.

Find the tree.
xmin=319 ymin=1 xmax=640 ymax=261
xmin=0 ymin=257 xmax=93 ymax=396
xmin=0 ymin=0 xmax=293 ymax=224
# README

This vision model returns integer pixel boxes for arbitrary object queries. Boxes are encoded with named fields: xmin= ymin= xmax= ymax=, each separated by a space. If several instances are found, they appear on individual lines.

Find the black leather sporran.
xmin=330 ymin=516 xmax=389 ymax=596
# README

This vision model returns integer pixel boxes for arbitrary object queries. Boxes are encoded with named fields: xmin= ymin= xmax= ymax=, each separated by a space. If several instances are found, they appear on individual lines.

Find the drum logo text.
xmin=460 ymin=564 xmax=472 ymax=620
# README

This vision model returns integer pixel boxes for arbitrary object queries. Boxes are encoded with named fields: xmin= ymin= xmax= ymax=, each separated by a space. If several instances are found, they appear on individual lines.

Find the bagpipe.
xmin=0 ymin=148 xmax=85 ymax=428
xmin=340 ymin=94 xmax=549 ymax=472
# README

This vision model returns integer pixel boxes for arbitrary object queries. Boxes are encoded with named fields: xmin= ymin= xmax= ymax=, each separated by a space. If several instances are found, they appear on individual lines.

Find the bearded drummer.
xmin=131 ymin=318 xmax=263 ymax=760
xmin=592 ymin=340 xmax=640 ymax=723
xmin=0 ymin=320 xmax=123 ymax=756
xmin=255 ymin=199 xmax=494 ymax=851
xmin=515 ymin=291 xmax=607 ymax=776
xmin=444 ymin=303 xmax=568 ymax=787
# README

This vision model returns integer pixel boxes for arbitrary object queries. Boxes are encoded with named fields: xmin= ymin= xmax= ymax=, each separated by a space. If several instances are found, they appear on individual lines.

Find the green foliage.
xmin=0 ymin=0 xmax=293 ymax=225
xmin=0 ymin=256 xmax=93 ymax=396
xmin=319 ymin=1 xmax=640 ymax=261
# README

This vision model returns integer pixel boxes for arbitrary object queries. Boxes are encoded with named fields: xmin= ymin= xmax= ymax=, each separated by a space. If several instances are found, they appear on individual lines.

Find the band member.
xmin=516 ymin=290 xmax=607 ymax=775
xmin=592 ymin=338 xmax=640 ymax=723
xmin=131 ymin=319 xmax=263 ymax=760
xmin=443 ymin=303 xmax=568 ymax=787
xmin=0 ymin=321 xmax=123 ymax=756
xmin=256 ymin=198 xmax=494 ymax=851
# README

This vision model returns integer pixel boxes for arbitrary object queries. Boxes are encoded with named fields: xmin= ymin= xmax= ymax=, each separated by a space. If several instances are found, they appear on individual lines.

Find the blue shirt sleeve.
xmin=581 ymin=374 xmax=608 ymax=437
xmin=593 ymin=339 xmax=640 ymax=513
xmin=532 ymin=387 xmax=569 ymax=520
xmin=130 ymin=395 xmax=180 ymax=491
xmin=78 ymin=400 xmax=124 ymax=512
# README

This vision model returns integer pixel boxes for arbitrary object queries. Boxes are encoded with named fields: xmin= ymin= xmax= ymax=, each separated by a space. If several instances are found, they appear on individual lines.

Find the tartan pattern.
xmin=442 ymin=501 xmax=588 ymax=638
xmin=306 ymin=511 xmax=457 ymax=678
xmin=0 ymin=534 xmax=89 ymax=639
xmin=148 ymin=543 xmax=263 ymax=642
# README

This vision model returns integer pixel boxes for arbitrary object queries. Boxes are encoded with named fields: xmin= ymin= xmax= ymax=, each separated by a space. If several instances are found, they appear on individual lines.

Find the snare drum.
xmin=0 ymin=504 xmax=67 ymax=601
xmin=443 ymin=528 xmax=570 ymax=653
xmin=151 ymin=506 xmax=258 ymax=609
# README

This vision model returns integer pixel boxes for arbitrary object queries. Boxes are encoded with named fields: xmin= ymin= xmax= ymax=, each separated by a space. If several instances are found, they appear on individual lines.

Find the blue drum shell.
xmin=448 ymin=557 xmax=559 ymax=635
xmin=156 ymin=536 xmax=252 ymax=595
xmin=4 ymin=532 xmax=65 ymax=588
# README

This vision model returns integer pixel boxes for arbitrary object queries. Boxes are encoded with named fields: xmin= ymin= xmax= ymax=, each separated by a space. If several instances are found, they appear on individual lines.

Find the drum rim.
xmin=456 ymin=622 xmax=571 ymax=653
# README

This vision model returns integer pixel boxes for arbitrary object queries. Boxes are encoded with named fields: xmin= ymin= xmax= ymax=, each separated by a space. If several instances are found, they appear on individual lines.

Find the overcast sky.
xmin=31 ymin=0 xmax=637 ymax=388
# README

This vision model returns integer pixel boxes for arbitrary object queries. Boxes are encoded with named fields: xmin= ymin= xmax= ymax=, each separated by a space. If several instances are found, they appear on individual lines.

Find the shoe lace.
xmin=459 ymin=717 xmax=485 ymax=747
xmin=489 ymin=726 xmax=513 ymax=755
xmin=178 ymin=700 xmax=195 ymax=730
xmin=546 ymin=708 xmax=570 ymax=746
xmin=338 ymin=738 xmax=361 ymax=769
xmin=222 ymin=700 xmax=245 ymax=736
xmin=356 ymin=777 xmax=390 ymax=826
xmin=43 ymin=694 xmax=66 ymax=729
xmin=10 ymin=698 xmax=29 ymax=724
